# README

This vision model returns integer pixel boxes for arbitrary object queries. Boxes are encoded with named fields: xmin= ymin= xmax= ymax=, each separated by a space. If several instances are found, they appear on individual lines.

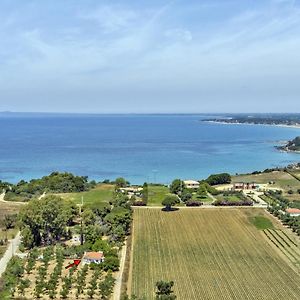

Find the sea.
xmin=0 ymin=113 xmax=299 ymax=184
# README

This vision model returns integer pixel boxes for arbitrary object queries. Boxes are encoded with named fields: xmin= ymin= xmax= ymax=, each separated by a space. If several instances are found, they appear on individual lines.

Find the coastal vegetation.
xmin=3 ymin=172 xmax=96 ymax=202
xmin=204 ymin=113 xmax=300 ymax=127
xmin=278 ymin=136 xmax=300 ymax=152
xmin=0 ymin=180 xmax=133 ymax=299
xmin=130 ymin=208 xmax=300 ymax=299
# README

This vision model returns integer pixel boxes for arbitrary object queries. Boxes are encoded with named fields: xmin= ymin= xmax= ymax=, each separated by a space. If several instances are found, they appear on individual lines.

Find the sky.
xmin=0 ymin=0 xmax=299 ymax=113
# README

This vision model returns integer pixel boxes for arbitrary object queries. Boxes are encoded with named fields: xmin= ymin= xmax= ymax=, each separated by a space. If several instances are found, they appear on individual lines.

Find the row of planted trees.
xmin=266 ymin=190 xmax=300 ymax=236
xmin=7 ymin=245 xmax=116 ymax=299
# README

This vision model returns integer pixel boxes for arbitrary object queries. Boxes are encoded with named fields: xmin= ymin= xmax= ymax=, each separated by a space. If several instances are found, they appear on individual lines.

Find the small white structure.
xmin=286 ymin=208 xmax=300 ymax=217
xmin=82 ymin=251 xmax=105 ymax=265
xmin=119 ymin=186 xmax=143 ymax=198
xmin=184 ymin=180 xmax=200 ymax=189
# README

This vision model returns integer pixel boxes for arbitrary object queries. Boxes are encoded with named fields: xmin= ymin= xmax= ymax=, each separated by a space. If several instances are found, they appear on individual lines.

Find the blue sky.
xmin=0 ymin=0 xmax=299 ymax=113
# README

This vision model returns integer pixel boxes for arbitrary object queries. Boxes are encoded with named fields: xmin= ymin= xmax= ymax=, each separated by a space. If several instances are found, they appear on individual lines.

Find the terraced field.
xmin=130 ymin=208 xmax=300 ymax=300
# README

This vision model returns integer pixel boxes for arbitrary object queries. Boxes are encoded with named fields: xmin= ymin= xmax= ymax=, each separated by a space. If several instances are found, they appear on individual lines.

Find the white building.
xmin=184 ymin=180 xmax=200 ymax=189
xmin=82 ymin=251 xmax=105 ymax=265
xmin=286 ymin=208 xmax=300 ymax=217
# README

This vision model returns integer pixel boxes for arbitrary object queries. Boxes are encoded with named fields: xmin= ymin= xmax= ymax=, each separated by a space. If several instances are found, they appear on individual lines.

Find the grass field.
xmin=147 ymin=185 xmax=169 ymax=206
xmin=58 ymin=184 xmax=115 ymax=206
xmin=130 ymin=208 xmax=300 ymax=300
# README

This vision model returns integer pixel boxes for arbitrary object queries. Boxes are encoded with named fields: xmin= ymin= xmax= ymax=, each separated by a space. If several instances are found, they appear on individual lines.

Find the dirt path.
xmin=113 ymin=241 xmax=127 ymax=300
xmin=0 ymin=231 xmax=21 ymax=277
xmin=0 ymin=192 xmax=25 ymax=205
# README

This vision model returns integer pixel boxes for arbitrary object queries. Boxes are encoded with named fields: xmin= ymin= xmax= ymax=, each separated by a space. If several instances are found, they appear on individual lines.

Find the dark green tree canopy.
xmin=19 ymin=195 xmax=78 ymax=248
xmin=205 ymin=173 xmax=231 ymax=186
xmin=162 ymin=195 xmax=179 ymax=211
xmin=169 ymin=179 xmax=184 ymax=195
xmin=156 ymin=281 xmax=176 ymax=299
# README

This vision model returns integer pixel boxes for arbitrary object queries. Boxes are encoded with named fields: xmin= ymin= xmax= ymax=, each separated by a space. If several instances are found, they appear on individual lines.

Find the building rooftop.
xmin=286 ymin=208 xmax=300 ymax=214
xmin=83 ymin=251 xmax=104 ymax=260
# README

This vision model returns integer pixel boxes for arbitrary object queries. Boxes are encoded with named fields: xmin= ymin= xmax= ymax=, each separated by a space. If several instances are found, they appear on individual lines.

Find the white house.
xmin=286 ymin=208 xmax=300 ymax=217
xmin=184 ymin=180 xmax=200 ymax=189
xmin=82 ymin=251 xmax=105 ymax=265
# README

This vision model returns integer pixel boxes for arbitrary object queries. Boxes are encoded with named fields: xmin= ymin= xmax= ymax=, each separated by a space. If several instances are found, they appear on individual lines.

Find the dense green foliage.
xmin=162 ymin=195 xmax=180 ymax=211
xmin=155 ymin=281 xmax=176 ymax=300
xmin=266 ymin=191 xmax=300 ymax=236
xmin=205 ymin=173 xmax=231 ymax=185
xmin=169 ymin=179 xmax=184 ymax=195
xmin=4 ymin=172 xmax=95 ymax=202
xmin=0 ymin=256 xmax=25 ymax=299
xmin=19 ymin=195 xmax=78 ymax=248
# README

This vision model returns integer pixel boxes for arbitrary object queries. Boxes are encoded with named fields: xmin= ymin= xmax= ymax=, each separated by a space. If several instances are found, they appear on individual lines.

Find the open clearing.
xmin=58 ymin=184 xmax=114 ymax=206
xmin=130 ymin=208 xmax=300 ymax=300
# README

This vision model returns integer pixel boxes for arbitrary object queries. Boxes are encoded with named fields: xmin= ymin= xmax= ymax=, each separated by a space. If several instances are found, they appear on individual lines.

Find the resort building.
xmin=286 ymin=208 xmax=300 ymax=217
xmin=184 ymin=180 xmax=200 ymax=189
xmin=82 ymin=251 xmax=105 ymax=265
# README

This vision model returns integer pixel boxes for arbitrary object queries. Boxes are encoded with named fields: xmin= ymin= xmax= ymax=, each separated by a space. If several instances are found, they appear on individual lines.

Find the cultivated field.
xmin=129 ymin=208 xmax=300 ymax=300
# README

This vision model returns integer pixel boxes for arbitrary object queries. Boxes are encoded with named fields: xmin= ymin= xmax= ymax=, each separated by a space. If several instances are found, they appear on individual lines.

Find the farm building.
xmin=286 ymin=208 xmax=300 ymax=217
xmin=233 ymin=182 xmax=259 ymax=190
xmin=184 ymin=180 xmax=200 ymax=189
xmin=82 ymin=251 xmax=105 ymax=265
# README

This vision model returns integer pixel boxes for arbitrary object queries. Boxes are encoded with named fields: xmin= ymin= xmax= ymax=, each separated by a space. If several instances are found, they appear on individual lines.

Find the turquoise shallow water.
xmin=0 ymin=114 xmax=299 ymax=184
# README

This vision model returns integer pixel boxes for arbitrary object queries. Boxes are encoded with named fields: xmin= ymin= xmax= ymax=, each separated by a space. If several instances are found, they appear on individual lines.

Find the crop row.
xmin=130 ymin=209 xmax=300 ymax=299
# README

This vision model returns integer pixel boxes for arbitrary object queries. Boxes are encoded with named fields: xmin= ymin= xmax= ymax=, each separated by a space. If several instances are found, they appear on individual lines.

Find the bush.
xmin=186 ymin=200 xmax=202 ymax=207
xmin=132 ymin=201 xmax=147 ymax=206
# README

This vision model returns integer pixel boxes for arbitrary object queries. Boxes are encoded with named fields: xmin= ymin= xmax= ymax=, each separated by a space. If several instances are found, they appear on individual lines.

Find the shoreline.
xmin=204 ymin=120 xmax=300 ymax=129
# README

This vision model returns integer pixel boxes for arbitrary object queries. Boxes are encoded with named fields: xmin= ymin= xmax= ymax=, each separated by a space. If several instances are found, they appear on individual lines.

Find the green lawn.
xmin=250 ymin=216 xmax=274 ymax=230
xmin=192 ymin=193 xmax=212 ymax=203
xmin=58 ymin=184 xmax=115 ymax=206
xmin=147 ymin=185 xmax=169 ymax=206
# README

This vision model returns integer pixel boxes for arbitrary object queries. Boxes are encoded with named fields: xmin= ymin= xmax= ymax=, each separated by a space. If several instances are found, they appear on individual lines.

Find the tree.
xmin=19 ymin=195 xmax=77 ymax=248
xmin=102 ymin=256 xmax=120 ymax=271
xmin=205 ymin=173 xmax=231 ymax=185
xmin=181 ymin=191 xmax=192 ymax=203
xmin=169 ymin=179 xmax=184 ymax=195
xmin=155 ymin=281 xmax=176 ymax=299
xmin=115 ymin=177 xmax=127 ymax=188
xmin=2 ymin=214 xmax=17 ymax=230
xmin=162 ymin=195 xmax=179 ymax=211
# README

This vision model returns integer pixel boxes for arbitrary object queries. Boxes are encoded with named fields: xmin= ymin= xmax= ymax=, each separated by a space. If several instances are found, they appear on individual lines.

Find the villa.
xmin=184 ymin=180 xmax=200 ymax=189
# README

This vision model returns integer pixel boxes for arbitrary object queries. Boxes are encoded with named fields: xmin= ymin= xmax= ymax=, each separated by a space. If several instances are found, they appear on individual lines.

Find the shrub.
xmin=186 ymin=200 xmax=202 ymax=207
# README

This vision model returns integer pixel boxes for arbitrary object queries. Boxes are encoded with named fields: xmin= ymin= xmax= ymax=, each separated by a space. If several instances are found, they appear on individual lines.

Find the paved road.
xmin=113 ymin=241 xmax=127 ymax=300
xmin=0 ymin=231 xmax=21 ymax=277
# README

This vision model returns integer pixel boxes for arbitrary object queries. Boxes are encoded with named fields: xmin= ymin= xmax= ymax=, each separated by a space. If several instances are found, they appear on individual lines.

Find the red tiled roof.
xmin=286 ymin=208 xmax=300 ymax=214
xmin=84 ymin=251 xmax=104 ymax=260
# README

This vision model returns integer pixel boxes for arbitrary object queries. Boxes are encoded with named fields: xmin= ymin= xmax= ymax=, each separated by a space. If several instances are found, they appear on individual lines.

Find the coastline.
xmin=204 ymin=120 xmax=300 ymax=129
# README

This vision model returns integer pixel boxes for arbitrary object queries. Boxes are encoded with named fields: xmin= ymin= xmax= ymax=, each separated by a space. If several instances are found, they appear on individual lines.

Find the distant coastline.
xmin=204 ymin=120 xmax=300 ymax=130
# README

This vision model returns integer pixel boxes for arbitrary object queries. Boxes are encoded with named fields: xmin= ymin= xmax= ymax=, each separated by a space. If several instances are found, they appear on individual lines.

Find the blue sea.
xmin=0 ymin=113 xmax=299 ymax=184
